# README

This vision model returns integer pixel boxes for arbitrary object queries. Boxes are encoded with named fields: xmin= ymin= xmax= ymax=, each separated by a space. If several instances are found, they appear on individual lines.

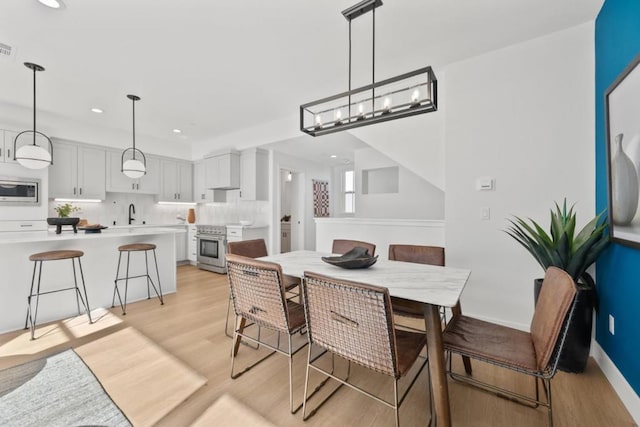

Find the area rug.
xmin=76 ymin=327 xmax=207 ymax=427
xmin=0 ymin=349 xmax=131 ymax=427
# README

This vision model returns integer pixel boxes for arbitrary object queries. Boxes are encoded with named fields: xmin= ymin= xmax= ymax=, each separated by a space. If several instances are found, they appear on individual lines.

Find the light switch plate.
xmin=481 ymin=207 xmax=490 ymax=220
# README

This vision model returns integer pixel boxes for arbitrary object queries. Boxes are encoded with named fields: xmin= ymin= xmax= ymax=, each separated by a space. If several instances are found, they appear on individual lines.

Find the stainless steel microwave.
xmin=0 ymin=177 xmax=40 ymax=205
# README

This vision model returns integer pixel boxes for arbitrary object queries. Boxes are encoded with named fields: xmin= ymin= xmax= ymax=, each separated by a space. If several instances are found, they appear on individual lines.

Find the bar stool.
xmin=25 ymin=250 xmax=93 ymax=340
xmin=112 ymin=243 xmax=163 ymax=315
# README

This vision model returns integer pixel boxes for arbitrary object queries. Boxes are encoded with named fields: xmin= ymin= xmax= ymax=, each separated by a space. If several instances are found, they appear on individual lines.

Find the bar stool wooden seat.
xmin=25 ymin=249 xmax=93 ymax=340
xmin=112 ymin=243 xmax=163 ymax=315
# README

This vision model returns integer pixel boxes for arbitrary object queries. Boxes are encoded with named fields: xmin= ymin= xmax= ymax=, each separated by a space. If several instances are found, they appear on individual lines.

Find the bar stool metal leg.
xmin=123 ymin=250 xmax=131 ymax=315
xmin=77 ymin=257 xmax=93 ymax=324
xmin=25 ymin=260 xmax=38 ymax=330
xmin=152 ymin=249 xmax=164 ymax=304
xmin=112 ymin=251 xmax=124 ymax=311
xmin=144 ymin=250 xmax=151 ymax=299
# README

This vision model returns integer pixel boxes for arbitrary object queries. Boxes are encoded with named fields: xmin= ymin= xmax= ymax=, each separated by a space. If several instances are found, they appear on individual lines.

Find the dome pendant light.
xmin=13 ymin=62 xmax=53 ymax=169
xmin=121 ymin=94 xmax=146 ymax=179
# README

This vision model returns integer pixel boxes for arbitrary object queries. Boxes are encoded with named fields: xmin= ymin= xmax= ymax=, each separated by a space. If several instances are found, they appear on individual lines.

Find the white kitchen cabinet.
xmin=240 ymin=148 xmax=268 ymax=201
xmin=226 ymin=225 xmax=268 ymax=244
xmin=1 ymin=130 xmax=18 ymax=164
xmin=106 ymin=150 xmax=161 ymax=194
xmin=160 ymin=159 xmax=193 ymax=202
xmin=193 ymin=160 xmax=226 ymax=203
xmin=188 ymin=224 xmax=197 ymax=264
xmin=49 ymin=140 xmax=106 ymax=200
xmin=204 ymin=151 xmax=240 ymax=190
xmin=280 ymin=222 xmax=291 ymax=253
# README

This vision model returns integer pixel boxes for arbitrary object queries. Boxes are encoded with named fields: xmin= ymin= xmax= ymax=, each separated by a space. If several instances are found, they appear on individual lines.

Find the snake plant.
xmin=505 ymin=199 xmax=609 ymax=285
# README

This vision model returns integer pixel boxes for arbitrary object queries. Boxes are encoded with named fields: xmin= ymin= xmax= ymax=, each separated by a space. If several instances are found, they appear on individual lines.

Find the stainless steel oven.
xmin=196 ymin=225 xmax=227 ymax=274
xmin=0 ymin=177 xmax=40 ymax=205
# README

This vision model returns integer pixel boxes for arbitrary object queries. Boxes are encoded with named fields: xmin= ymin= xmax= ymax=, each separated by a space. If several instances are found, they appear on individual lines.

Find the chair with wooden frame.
xmin=443 ymin=266 xmax=578 ymax=426
xmin=225 ymin=239 xmax=300 ymax=338
xmin=331 ymin=239 xmax=376 ymax=256
xmin=301 ymin=271 xmax=430 ymax=427
xmin=226 ymin=253 xmax=308 ymax=414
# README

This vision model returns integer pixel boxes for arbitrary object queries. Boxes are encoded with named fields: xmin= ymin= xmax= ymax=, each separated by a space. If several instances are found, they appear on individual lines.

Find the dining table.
xmin=257 ymin=250 xmax=471 ymax=427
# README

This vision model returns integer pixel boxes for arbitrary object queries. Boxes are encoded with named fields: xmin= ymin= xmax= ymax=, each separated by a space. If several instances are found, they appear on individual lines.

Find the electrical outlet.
xmin=481 ymin=207 xmax=490 ymax=220
xmin=609 ymin=314 xmax=615 ymax=335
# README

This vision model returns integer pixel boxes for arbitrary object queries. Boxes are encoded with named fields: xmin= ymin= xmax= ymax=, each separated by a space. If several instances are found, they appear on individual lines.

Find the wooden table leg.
xmin=424 ymin=303 xmax=451 ymax=427
xmin=233 ymin=316 xmax=246 ymax=357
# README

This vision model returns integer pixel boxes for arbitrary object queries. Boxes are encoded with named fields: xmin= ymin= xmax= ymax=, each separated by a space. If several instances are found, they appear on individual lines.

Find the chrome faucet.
xmin=128 ymin=203 xmax=136 ymax=225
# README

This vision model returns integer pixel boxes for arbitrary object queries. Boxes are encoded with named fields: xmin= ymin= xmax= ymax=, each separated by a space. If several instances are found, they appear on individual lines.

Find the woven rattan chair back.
xmin=331 ymin=239 xmax=376 ymax=257
xmin=531 ymin=267 xmax=577 ymax=372
xmin=226 ymin=254 xmax=290 ymax=334
xmin=388 ymin=244 xmax=444 ymax=266
xmin=227 ymin=239 xmax=268 ymax=259
xmin=303 ymin=271 xmax=398 ymax=377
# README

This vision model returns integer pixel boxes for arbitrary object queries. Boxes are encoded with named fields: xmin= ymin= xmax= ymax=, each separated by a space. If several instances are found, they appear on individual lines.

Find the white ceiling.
xmin=0 ymin=0 xmax=603 ymax=155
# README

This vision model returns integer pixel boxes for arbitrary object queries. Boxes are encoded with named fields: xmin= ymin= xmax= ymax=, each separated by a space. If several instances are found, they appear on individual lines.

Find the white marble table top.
xmin=259 ymin=250 xmax=471 ymax=308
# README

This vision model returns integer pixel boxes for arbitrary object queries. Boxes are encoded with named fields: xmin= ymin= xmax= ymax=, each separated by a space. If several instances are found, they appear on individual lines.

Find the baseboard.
xmin=591 ymin=342 xmax=640 ymax=424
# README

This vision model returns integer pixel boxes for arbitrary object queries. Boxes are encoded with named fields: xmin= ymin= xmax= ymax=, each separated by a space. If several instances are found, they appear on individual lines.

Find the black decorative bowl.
xmin=78 ymin=225 xmax=108 ymax=234
xmin=322 ymin=247 xmax=378 ymax=269
xmin=47 ymin=217 xmax=80 ymax=234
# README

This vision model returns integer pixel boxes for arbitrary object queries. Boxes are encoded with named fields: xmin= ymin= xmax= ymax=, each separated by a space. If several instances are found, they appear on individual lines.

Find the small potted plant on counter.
xmin=505 ymin=199 xmax=609 ymax=373
xmin=48 ymin=203 xmax=82 ymax=234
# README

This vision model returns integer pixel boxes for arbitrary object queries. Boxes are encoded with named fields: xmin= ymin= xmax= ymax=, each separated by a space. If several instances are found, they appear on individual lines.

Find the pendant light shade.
xmin=13 ymin=62 xmax=53 ymax=169
xmin=121 ymin=94 xmax=147 ymax=179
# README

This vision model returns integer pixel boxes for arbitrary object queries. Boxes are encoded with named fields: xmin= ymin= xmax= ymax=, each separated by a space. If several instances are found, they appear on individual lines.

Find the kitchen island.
xmin=0 ymin=227 xmax=184 ymax=334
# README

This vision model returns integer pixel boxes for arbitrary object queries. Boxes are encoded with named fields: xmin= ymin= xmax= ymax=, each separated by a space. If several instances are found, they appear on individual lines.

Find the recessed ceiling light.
xmin=91 ymin=108 xmax=103 ymax=114
xmin=330 ymin=154 xmax=337 ymax=158
xmin=172 ymin=129 xmax=182 ymax=134
xmin=37 ymin=0 xmax=63 ymax=9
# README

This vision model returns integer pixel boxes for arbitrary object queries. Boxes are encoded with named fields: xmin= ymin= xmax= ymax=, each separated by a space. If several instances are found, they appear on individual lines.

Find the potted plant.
xmin=48 ymin=203 xmax=82 ymax=234
xmin=505 ymin=199 xmax=609 ymax=373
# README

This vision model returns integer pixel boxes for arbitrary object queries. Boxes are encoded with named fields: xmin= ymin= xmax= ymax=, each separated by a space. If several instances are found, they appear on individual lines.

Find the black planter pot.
xmin=534 ymin=277 xmax=594 ymax=373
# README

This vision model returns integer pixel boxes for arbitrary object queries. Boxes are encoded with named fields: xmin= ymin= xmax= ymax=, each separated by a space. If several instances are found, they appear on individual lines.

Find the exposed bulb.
xmin=383 ymin=96 xmax=392 ymax=113
xmin=357 ymin=103 xmax=364 ymax=119
xmin=335 ymin=109 xmax=343 ymax=125
xmin=314 ymin=114 xmax=322 ymax=129
xmin=411 ymin=89 xmax=420 ymax=104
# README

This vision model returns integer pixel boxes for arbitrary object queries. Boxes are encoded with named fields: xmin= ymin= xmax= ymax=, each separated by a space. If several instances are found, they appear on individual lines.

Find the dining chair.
xmin=225 ymin=253 xmax=308 ymax=414
xmin=443 ymin=266 xmax=578 ymax=426
xmin=331 ymin=239 xmax=376 ymax=256
xmin=225 ymin=239 xmax=301 ymax=338
xmin=388 ymin=244 xmax=445 ymax=325
xmin=301 ymin=271 xmax=430 ymax=427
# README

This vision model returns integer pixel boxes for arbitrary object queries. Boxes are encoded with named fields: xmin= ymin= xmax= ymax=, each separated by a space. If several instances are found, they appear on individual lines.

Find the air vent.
xmin=0 ymin=43 xmax=12 ymax=57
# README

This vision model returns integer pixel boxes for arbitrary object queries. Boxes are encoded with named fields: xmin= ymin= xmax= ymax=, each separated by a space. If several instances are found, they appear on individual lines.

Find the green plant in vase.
xmin=54 ymin=203 xmax=81 ymax=218
xmin=504 ymin=198 xmax=609 ymax=373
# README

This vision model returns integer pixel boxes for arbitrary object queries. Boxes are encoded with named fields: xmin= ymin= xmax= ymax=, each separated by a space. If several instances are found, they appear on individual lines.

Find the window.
xmin=344 ymin=169 xmax=355 ymax=214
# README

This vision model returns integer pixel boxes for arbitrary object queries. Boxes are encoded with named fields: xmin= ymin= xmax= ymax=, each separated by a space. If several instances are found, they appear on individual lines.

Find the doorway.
xmin=279 ymin=169 xmax=304 ymax=253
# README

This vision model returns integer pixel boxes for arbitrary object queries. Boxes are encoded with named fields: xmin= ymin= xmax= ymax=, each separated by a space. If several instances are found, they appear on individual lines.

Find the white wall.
xmin=349 ymin=104 xmax=446 ymax=190
xmin=444 ymin=22 xmax=595 ymax=329
xmin=354 ymin=147 xmax=444 ymax=219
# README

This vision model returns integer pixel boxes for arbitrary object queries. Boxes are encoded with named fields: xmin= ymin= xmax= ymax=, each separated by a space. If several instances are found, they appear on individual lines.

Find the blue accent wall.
xmin=596 ymin=0 xmax=640 ymax=395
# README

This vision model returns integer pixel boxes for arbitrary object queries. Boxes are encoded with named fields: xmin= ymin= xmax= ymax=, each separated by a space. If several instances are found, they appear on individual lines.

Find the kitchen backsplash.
xmin=195 ymin=190 xmax=270 ymax=225
xmin=47 ymin=190 xmax=269 ymax=227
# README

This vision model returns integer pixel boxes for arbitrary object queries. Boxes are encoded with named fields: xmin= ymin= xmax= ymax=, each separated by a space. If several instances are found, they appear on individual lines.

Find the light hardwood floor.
xmin=0 ymin=265 xmax=635 ymax=426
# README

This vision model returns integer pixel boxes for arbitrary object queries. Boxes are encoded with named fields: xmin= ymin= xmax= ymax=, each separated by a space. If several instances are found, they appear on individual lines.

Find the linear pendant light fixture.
xmin=121 ymin=94 xmax=147 ymax=179
xmin=299 ymin=0 xmax=437 ymax=137
xmin=13 ymin=62 xmax=53 ymax=169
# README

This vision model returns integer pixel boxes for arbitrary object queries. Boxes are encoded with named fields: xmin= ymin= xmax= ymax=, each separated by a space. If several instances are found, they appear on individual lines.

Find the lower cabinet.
xmin=226 ymin=225 xmax=268 ymax=246
xmin=188 ymin=225 xmax=197 ymax=264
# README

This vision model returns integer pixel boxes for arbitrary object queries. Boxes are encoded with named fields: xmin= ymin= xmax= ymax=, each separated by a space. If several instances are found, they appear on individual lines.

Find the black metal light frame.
xmin=121 ymin=94 xmax=147 ymax=176
xmin=299 ymin=0 xmax=438 ymax=137
xmin=13 ymin=62 xmax=54 ymax=165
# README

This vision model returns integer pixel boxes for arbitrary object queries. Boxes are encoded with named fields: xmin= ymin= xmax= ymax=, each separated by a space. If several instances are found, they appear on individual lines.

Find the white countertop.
xmin=225 ymin=223 xmax=268 ymax=229
xmin=0 ymin=226 xmax=186 ymax=244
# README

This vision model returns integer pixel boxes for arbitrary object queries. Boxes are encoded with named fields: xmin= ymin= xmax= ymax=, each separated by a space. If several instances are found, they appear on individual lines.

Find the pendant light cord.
xmin=132 ymin=97 xmax=136 ymax=160
xmin=348 ymin=18 xmax=352 ymax=120
xmin=32 ymin=66 xmax=37 ymax=146
xmin=371 ymin=6 xmax=375 ymax=115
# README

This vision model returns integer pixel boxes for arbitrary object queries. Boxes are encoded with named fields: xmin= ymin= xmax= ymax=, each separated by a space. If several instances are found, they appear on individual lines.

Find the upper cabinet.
xmin=160 ymin=159 xmax=193 ymax=202
xmin=193 ymin=160 xmax=226 ymax=203
xmin=1 ymin=130 xmax=18 ymax=164
xmin=204 ymin=151 xmax=240 ymax=190
xmin=106 ymin=150 xmax=161 ymax=194
xmin=240 ymin=148 xmax=268 ymax=201
xmin=49 ymin=140 xmax=106 ymax=200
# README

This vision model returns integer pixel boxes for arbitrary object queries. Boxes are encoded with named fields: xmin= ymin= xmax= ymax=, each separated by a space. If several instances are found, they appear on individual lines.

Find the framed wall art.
xmin=606 ymin=52 xmax=640 ymax=247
